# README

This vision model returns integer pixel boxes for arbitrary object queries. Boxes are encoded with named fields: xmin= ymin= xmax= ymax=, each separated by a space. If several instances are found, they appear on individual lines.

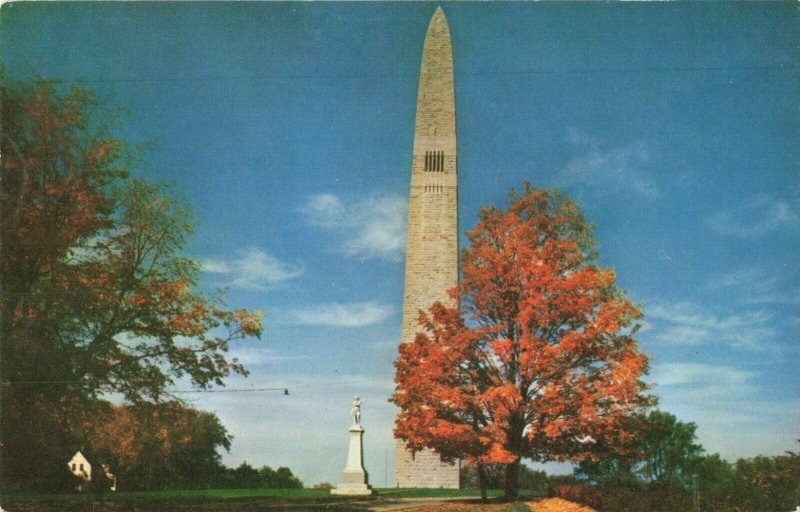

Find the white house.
xmin=67 ymin=451 xmax=91 ymax=490
xmin=67 ymin=451 xmax=117 ymax=492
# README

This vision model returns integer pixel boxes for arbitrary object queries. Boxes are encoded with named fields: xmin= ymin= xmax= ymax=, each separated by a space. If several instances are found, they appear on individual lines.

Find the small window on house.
xmin=80 ymin=463 xmax=84 ymax=471
xmin=72 ymin=463 xmax=76 ymax=471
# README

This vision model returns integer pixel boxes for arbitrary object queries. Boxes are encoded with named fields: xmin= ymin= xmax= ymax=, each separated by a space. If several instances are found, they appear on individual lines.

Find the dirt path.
xmin=528 ymin=498 xmax=596 ymax=512
xmin=366 ymin=497 xmax=596 ymax=512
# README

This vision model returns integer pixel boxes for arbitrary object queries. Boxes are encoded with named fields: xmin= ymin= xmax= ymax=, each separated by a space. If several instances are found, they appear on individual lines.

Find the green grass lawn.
xmin=3 ymin=487 xmax=327 ymax=503
xmin=1 ymin=486 xmax=545 ymax=511
xmin=374 ymin=488 xmax=543 ymax=499
xmin=374 ymin=487 xmax=502 ymax=498
xmin=3 ymin=487 xmax=544 ymax=502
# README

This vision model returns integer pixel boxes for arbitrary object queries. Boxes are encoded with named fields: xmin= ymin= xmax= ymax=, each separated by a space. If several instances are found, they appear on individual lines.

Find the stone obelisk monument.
xmin=395 ymin=7 xmax=460 ymax=489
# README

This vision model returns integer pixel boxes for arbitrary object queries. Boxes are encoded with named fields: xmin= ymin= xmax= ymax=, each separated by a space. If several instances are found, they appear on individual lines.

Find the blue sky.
xmin=2 ymin=2 xmax=798 ymax=486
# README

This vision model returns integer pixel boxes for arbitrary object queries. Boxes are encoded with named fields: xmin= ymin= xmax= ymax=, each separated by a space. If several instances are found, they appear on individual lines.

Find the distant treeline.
xmin=216 ymin=463 xmax=303 ymax=490
xmin=460 ymin=412 xmax=799 ymax=512
xmin=2 ymin=400 xmax=302 ymax=493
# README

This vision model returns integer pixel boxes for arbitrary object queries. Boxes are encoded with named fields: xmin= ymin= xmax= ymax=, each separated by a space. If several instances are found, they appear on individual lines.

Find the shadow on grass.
xmin=3 ymin=499 xmax=376 ymax=512
xmin=1 ymin=488 xmax=545 ymax=512
xmin=1 ymin=491 xmax=374 ymax=512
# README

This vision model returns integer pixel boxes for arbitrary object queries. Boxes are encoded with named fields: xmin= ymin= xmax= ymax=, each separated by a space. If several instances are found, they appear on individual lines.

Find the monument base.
xmin=330 ymin=483 xmax=373 ymax=496
xmin=331 ymin=424 xmax=373 ymax=496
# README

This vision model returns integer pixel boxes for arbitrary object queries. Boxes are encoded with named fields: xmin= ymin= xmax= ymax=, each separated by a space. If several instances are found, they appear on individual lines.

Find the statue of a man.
xmin=351 ymin=396 xmax=361 ymax=425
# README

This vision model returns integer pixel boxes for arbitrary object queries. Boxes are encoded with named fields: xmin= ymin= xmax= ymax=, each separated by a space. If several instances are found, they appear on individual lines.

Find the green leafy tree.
xmin=231 ymin=462 xmax=261 ymax=489
xmin=0 ymin=79 xmax=262 ymax=490
xmin=573 ymin=415 xmax=644 ymax=488
xmin=259 ymin=465 xmax=303 ymax=488
xmin=273 ymin=466 xmax=303 ymax=488
xmin=689 ymin=453 xmax=737 ymax=511
xmin=733 ymin=449 xmax=799 ymax=512
xmin=575 ymin=410 xmax=704 ymax=490
xmin=637 ymin=410 xmax=704 ymax=488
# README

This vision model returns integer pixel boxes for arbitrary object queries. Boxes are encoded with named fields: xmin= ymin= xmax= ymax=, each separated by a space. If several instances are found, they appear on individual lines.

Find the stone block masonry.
xmin=395 ymin=6 xmax=460 ymax=489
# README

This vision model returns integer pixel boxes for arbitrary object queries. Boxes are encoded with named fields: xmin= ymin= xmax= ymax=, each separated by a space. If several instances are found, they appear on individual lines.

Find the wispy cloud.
xmin=704 ymin=267 xmax=766 ymax=290
xmin=705 ymin=195 xmax=799 ymax=239
xmin=649 ymin=361 xmax=800 ymax=459
xmin=199 ymin=259 xmax=230 ymax=274
xmin=288 ymin=301 xmax=393 ymax=328
xmin=300 ymin=193 xmax=347 ymax=228
xmin=645 ymin=301 xmax=778 ymax=351
xmin=199 ymin=247 xmax=304 ymax=291
xmin=704 ymin=267 xmax=800 ymax=305
xmin=558 ymin=129 xmax=658 ymax=198
xmin=227 ymin=346 xmax=300 ymax=367
xmin=650 ymin=362 xmax=758 ymax=396
xmin=300 ymin=192 xmax=407 ymax=260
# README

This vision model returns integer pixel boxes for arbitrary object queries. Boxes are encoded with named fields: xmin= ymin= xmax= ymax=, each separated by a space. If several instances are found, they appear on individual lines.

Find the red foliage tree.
xmin=392 ymin=185 xmax=651 ymax=500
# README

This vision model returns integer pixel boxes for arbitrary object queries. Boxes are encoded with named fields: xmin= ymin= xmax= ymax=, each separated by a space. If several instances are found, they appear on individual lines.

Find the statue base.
xmin=330 ymin=482 xmax=373 ymax=496
xmin=331 ymin=425 xmax=373 ymax=496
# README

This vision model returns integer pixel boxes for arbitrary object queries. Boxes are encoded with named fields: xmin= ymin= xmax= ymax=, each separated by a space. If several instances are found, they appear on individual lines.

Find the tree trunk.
xmin=504 ymin=460 xmax=520 ymax=501
xmin=477 ymin=463 xmax=489 ymax=503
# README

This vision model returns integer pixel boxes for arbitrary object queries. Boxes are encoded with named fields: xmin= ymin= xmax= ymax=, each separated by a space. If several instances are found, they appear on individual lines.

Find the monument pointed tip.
xmin=426 ymin=5 xmax=450 ymax=36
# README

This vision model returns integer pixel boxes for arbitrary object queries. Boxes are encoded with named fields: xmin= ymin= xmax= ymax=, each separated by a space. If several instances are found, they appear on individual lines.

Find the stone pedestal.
xmin=331 ymin=425 xmax=373 ymax=496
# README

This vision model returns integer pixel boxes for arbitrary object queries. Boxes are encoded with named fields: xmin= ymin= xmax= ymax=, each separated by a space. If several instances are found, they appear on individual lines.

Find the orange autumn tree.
xmin=91 ymin=402 xmax=233 ymax=490
xmin=0 ymin=80 xmax=262 ymax=490
xmin=392 ymin=185 xmax=651 ymax=500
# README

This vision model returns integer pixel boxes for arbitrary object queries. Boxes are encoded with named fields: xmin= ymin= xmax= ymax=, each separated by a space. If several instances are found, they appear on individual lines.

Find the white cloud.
xmin=705 ymin=195 xmax=799 ymax=239
xmin=301 ymin=193 xmax=347 ymax=228
xmin=650 ymin=362 xmax=800 ymax=460
xmin=558 ymin=129 xmax=659 ymax=198
xmin=199 ymin=247 xmax=304 ymax=291
xmin=227 ymin=346 xmax=300 ymax=367
xmin=650 ymin=362 xmax=757 ymax=394
xmin=200 ymin=259 xmax=230 ymax=274
xmin=645 ymin=301 xmax=778 ymax=351
xmin=300 ymin=192 xmax=408 ymax=260
xmin=289 ymin=302 xmax=393 ymax=328
xmin=704 ymin=267 xmax=800 ymax=306
xmin=704 ymin=267 xmax=765 ymax=290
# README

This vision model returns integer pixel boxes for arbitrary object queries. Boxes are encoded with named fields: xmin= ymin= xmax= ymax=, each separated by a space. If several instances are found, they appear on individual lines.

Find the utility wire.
xmin=2 ymin=378 xmax=371 ymax=393
xmin=172 ymin=387 xmax=289 ymax=394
